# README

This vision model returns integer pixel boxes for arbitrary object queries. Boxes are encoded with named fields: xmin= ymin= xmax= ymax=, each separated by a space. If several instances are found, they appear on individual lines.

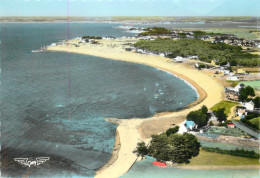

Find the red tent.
xmin=152 ymin=161 xmax=167 ymax=167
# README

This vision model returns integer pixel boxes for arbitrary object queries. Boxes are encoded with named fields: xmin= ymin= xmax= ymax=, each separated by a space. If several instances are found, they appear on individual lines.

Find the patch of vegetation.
xmin=193 ymin=30 xmax=225 ymax=37
xmin=186 ymin=105 xmax=210 ymax=127
xmin=134 ymin=132 xmax=200 ymax=163
xmin=185 ymin=149 xmax=260 ymax=166
xmin=166 ymin=126 xmax=179 ymax=137
xmin=252 ymin=96 xmax=260 ymax=108
xmin=140 ymin=27 xmax=172 ymax=36
xmin=213 ymin=108 xmax=227 ymax=123
xmin=133 ymin=38 xmax=260 ymax=66
xmin=178 ymin=33 xmax=187 ymax=37
xmin=249 ymin=117 xmax=260 ymax=130
xmin=241 ymin=112 xmax=260 ymax=131
xmin=134 ymin=141 xmax=149 ymax=157
xmin=202 ymin=147 xmax=259 ymax=159
xmin=227 ymin=81 xmax=240 ymax=87
xmin=211 ymin=101 xmax=238 ymax=116
xmin=239 ymin=86 xmax=255 ymax=102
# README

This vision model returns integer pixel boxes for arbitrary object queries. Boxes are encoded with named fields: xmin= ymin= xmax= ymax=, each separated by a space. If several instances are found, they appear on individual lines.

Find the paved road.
xmin=233 ymin=121 xmax=260 ymax=138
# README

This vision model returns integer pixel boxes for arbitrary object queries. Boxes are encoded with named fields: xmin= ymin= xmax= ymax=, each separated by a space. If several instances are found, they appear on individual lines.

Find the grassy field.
xmin=226 ymin=81 xmax=240 ymax=87
xmin=211 ymin=101 xmax=238 ymax=116
xmin=249 ymin=117 xmax=260 ymax=130
xmin=205 ymin=28 xmax=259 ymax=40
xmin=242 ymin=81 xmax=260 ymax=91
xmin=186 ymin=150 xmax=260 ymax=166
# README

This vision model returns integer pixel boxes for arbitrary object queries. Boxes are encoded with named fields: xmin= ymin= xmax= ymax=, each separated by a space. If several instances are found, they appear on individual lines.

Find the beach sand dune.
xmin=47 ymin=39 xmax=223 ymax=178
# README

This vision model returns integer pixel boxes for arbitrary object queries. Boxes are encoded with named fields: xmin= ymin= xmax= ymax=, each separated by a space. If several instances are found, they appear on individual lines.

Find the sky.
xmin=0 ymin=0 xmax=259 ymax=16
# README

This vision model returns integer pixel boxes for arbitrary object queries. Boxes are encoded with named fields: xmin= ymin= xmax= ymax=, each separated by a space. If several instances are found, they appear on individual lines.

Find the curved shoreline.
xmin=47 ymin=39 xmax=223 ymax=178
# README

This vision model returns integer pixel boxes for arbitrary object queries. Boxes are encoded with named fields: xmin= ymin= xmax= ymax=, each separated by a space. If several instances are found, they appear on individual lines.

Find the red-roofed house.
xmin=227 ymin=122 xmax=235 ymax=128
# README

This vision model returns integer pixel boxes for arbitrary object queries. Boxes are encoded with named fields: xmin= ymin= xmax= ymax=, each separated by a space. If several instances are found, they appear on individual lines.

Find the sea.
xmin=0 ymin=23 xmax=198 ymax=177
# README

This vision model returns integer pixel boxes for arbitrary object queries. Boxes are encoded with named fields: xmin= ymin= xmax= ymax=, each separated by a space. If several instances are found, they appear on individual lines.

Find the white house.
xmin=234 ymin=83 xmax=245 ymax=92
xmin=227 ymin=75 xmax=239 ymax=81
xmin=174 ymin=56 xmax=187 ymax=62
xmin=185 ymin=120 xmax=197 ymax=130
xmin=195 ymin=63 xmax=200 ymax=68
xmin=178 ymin=120 xmax=197 ymax=134
xmin=188 ymin=55 xmax=198 ymax=59
xmin=137 ymin=49 xmax=145 ymax=54
xmin=236 ymin=106 xmax=247 ymax=118
xmin=159 ymin=53 xmax=165 ymax=57
xmin=223 ymin=70 xmax=230 ymax=75
xmin=244 ymin=101 xmax=255 ymax=111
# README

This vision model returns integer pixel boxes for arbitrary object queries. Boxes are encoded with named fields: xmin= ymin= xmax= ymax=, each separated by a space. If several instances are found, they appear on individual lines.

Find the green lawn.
xmin=185 ymin=150 xmax=260 ymax=166
xmin=227 ymin=81 xmax=240 ymax=87
xmin=249 ymin=117 xmax=260 ymax=130
xmin=211 ymin=100 xmax=238 ymax=116
xmin=205 ymin=28 xmax=259 ymax=40
xmin=242 ymin=81 xmax=260 ymax=91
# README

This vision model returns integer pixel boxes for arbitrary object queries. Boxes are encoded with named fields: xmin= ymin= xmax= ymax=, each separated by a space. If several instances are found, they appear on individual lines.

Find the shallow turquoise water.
xmin=122 ymin=157 xmax=260 ymax=178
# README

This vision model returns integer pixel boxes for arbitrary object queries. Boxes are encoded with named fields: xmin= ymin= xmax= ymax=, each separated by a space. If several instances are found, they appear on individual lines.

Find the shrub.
xmin=133 ymin=141 xmax=148 ymax=157
xmin=202 ymin=147 xmax=259 ymax=159
xmin=166 ymin=126 xmax=179 ymax=137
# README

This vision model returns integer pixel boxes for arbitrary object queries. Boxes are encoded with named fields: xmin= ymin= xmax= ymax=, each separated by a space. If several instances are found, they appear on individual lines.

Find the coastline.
xmin=47 ymin=38 xmax=224 ymax=178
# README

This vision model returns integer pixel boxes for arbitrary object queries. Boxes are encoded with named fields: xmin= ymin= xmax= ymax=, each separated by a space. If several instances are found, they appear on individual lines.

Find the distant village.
xmin=128 ymin=27 xmax=260 ymax=48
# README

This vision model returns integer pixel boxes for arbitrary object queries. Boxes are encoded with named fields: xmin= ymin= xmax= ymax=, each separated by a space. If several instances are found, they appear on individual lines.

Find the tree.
xmin=201 ymin=105 xmax=208 ymax=114
xmin=239 ymin=89 xmax=248 ymax=102
xmin=244 ymin=86 xmax=255 ymax=97
xmin=230 ymin=60 xmax=237 ymax=66
xmin=253 ymin=97 xmax=260 ymax=108
xmin=186 ymin=109 xmax=208 ymax=128
xmin=214 ymin=108 xmax=227 ymax=123
xmin=166 ymin=126 xmax=179 ymax=137
xmin=148 ymin=133 xmax=200 ymax=163
xmin=133 ymin=141 xmax=148 ymax=157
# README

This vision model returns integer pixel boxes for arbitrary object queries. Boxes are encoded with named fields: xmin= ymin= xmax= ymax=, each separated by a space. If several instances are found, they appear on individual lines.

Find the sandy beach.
xmin=47 ymin=38 xmax=224 ymax=178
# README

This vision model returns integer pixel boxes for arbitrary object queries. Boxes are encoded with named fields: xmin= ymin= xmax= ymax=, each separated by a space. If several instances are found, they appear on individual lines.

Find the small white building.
xmin=185 ymin=120 xmax=197 ymax=130
xmin=223 ymin=70 xmax=231 ymax=75
xmin=244 ymin=101 xmax=255 ymax=111
xmin=137 ymin=49 xmax=145 ymax=54
xmin=195 ymin=63 xmax=200 ymax=68
xmin=159 ymin=53 xmax=165 ymax=57
xmin=227 ymin=75 xmax=239 ymax=81
xmin=188 ymin=55 xmax=199 ymax=59
xmin=174 ymin=56 xmax=187 ymax=62
xmin=234 ymin=83 xmax=245 ymax=92
xmin=236 ymin=106 xmax=247 ymax=117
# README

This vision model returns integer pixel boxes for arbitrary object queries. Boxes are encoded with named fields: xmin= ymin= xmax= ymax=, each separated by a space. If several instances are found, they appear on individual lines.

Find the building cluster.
xmin=213 ymin=35 xmax=260 ymax=47
xmin=137 ymin=30 xmax=260 ymax=48
xmin=225 ymin=83 xmax=245 ymax=101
